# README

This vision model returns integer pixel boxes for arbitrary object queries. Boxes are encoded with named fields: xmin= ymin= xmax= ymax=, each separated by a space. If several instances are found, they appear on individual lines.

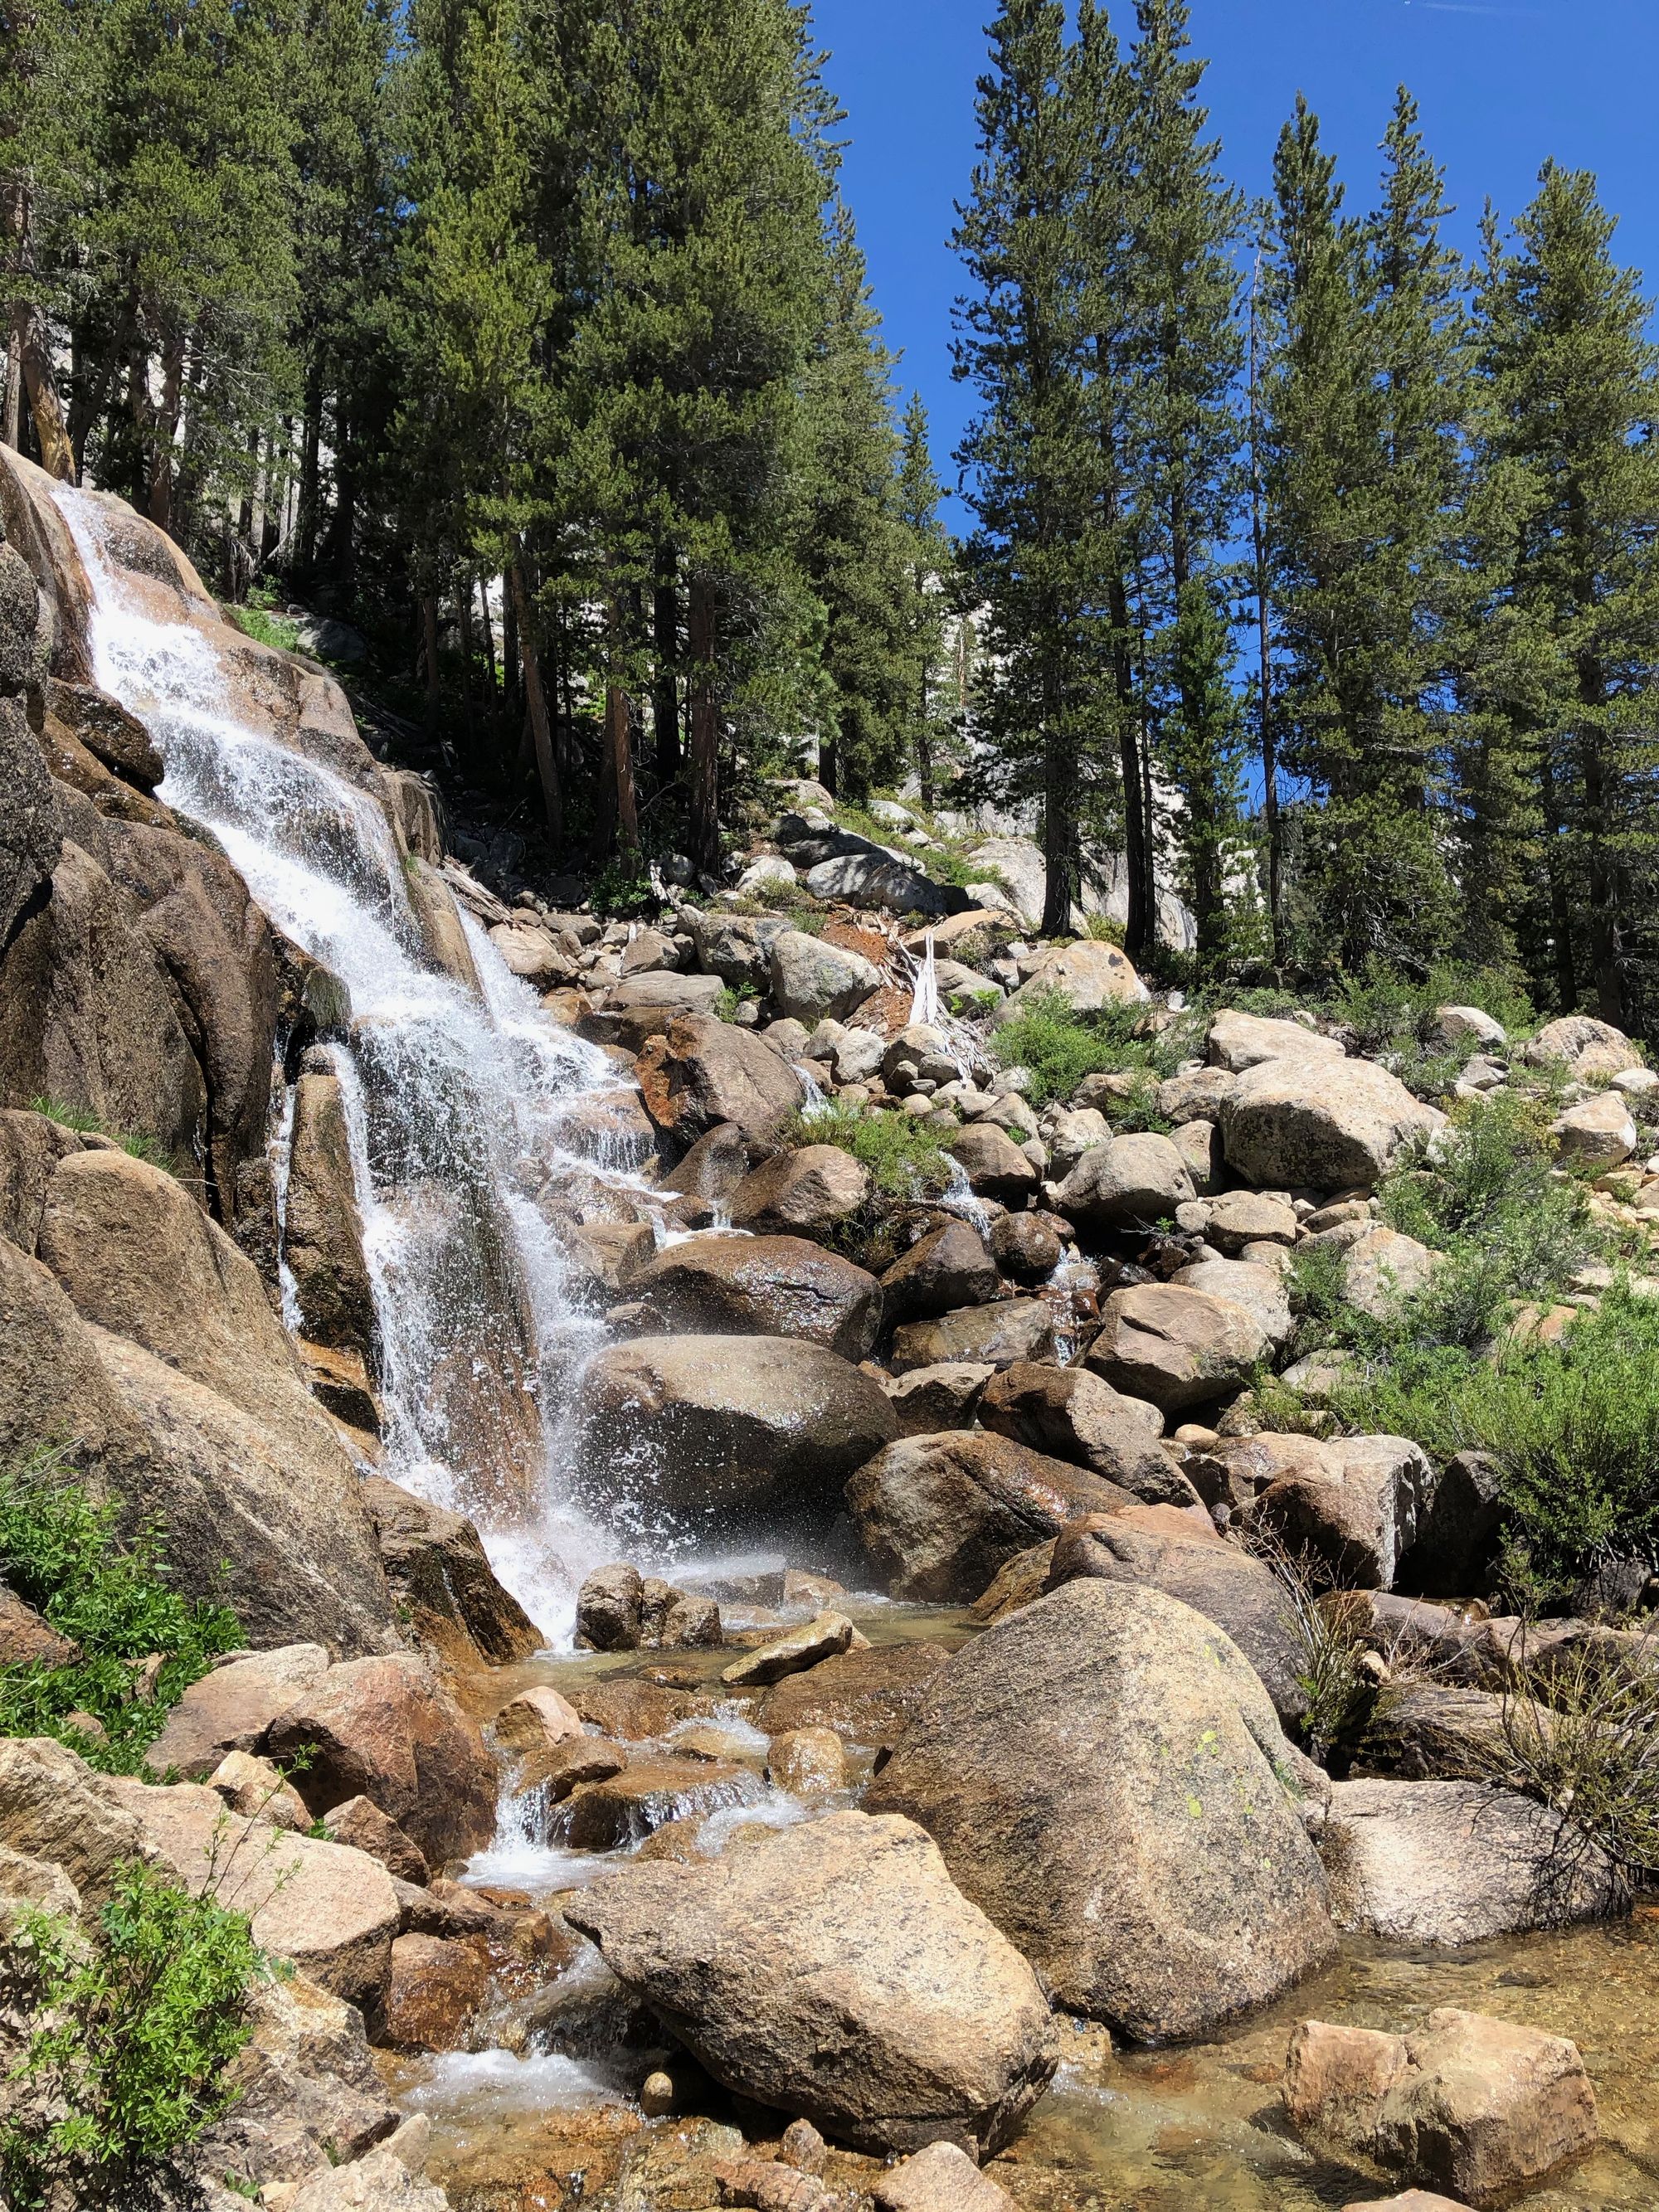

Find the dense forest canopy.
xmin=6 ymin=0 xmax=1659 ymax=1029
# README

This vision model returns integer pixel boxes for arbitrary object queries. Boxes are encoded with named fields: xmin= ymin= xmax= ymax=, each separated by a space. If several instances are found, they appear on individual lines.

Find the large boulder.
xmin=565 ymin=1811 xmax=1057 ymax=2157
xmin=1551 ymin=1090 xmax=1637 ymax=1168
xmin=992 ymin=940 xmax=1146 ymax=1022
xmin=866 ymin=1580 xmax=1335 ymax=2040
xmin=636 ymin=1014 xmax=805 ymax=1145
xmin=0 ymin=1230 xmax=397 ymax=1655
xmin=975 ymin=1364 xmax=1176 ymax=1499
xmin=767 ymin=930 xmax=882 ymax=1023
xmin=880 ymin=1220 xmax=999 ymax=1325
xmin=890 ymin=1297 xmax=1055 ymax=1374
xmin=265 ymin=1653 xmax=498 ymax=1871
xmin=33 ymin=1144 xmax=363 ymax=1477
xmin=284 ymin=1066 xmax=378 ymax=1364
xmin=0 ymin=692 xmax=60 ymax=953
xmin=146 ymin=1642 xmax=333 ymax=1778
xmin=360 ymin=1476 xmax=542 ymax=1666
xmin=1284 ymin=2009 xmax=1598 ymax=2208
xmin=574 ymin=1334 xmax=897 ymax=1529
xmin=1339 ymin=1225 xmax=1438 ymax=1323
xmin=846 ymin=1431 xmax=1139 ymax=1603
xmin=103 ymin=818 xmax=278 ymax=1220
xmin=1053 ymin=1133 xmax=1194 ymax=1227
xmin=805 ymin=849 xmax=968 ymax=919
xmin=1252 ymin=1435 xmax=1437 ymax=1591
xmin=1523 ymin=1014 xmax=1642 ymax=1080
xmin=757 ymin=1642 xmax=952 ymax=1751
xmin=625 ymin=1232 xmax=882 ymax=1361
xmin=0 ymin=837 xmax=207 ymax=1164
xmin=685 ymin=909 xmax=787 ymax=990
xmin=1082 ymin=1281 xmax=1268 ymax=1412
xmin=1170 ymin=1257 xmax=1293 ymax=1350
xmin=1043 ymin=1513 xmax=1306 ymax=1727
xmin=727 ymin=1145 xmax=869 ymax=1236
xmin=1207 ymin=1010 xmax=1343 ymax=1074
xmin=942 ymin=1122 xmax=1038 ymax=1203
xmin=1317 ymin=1779 xmax=1621 ymax=1943
xmin=1222 ymin=1057 xmax=1445 ymax=1193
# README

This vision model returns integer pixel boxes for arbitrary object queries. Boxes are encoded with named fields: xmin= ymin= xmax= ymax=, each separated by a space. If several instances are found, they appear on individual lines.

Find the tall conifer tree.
xmin=1471 ymin=164 xmax=1659 ymax=1024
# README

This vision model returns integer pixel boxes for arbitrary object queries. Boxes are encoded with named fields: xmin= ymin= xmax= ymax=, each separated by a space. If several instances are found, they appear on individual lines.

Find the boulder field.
xmin=0 ymin=445 xmax=1641 ymax=2209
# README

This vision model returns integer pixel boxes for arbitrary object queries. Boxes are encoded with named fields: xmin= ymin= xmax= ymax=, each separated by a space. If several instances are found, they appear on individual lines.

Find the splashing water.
xmin=51 ymin=485 xmax=635 ymax=1642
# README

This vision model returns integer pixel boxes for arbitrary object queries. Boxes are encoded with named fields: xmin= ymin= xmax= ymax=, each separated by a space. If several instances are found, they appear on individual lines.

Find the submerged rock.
xmin=1284 ymin=2008 xmax=1598 ymax=2207
xmin=565 ymin=1809 xmax=1057 ymax=2156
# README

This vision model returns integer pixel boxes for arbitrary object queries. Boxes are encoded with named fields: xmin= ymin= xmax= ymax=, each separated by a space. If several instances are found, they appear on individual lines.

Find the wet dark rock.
xmin=629 ymin=1232 xmax=883 ymax=1361
xmin=889 ymin=1297 xmax=1054 ymax=1374
xmin=879 ymin=1220 xmax=1000 ymax=1325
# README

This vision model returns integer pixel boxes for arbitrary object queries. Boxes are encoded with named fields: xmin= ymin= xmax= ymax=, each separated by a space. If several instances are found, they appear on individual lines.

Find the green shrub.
xmin=589 ymin=853 xmax=656 ymax=918
xmin=786 ymin=1100 xmax=952 ymax=1202
xmin=1474 ymin=1293 xmax=1659 ymax=1603
xmin=990 ymin=990 xmax=1174 ymax=1109
xmin=0 ymin=1859 xmax=272 ymax=2206
xmin=1482 ymin=1640 xmax=1659 ymax=1891
xmin=223 ymin=601 xmax=300 ymax=654
xmin=0 ymin=1454 xmax=242 ymax=1773
xmin=713 ymin=981 xmax=759 ymax=1023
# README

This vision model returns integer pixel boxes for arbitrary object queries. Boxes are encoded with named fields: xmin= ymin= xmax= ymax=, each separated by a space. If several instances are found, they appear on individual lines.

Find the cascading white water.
xmin=51 ymin=487 xmax=630 ymax=1641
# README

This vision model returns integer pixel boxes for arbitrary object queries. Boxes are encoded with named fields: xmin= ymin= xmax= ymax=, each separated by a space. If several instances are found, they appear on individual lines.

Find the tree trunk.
xmin=687 ymin=573 xmax=720 ymax=878
xmin=478 ymin=576 xmax=498 ymax=697
xmin=420 ymin=592 xmax=440 ymax=731
xmin=508 ymin=552 xmax=562 ymax=841
xmin=1107 ymin=567 xmax=1149 ymax=957
xmin=1537 ymin=734 xmax=1578 ymax=1013
xmin=298 ymin=363 xmax=323 ymax=581
xmin=653 ymin=564 xmax=681 ymax=780
xmin=11 ymin=297 xmax=73 ymax=479
xmin=608 ymin=670 xmax=639 ymax=852
xmin=148 ymin=328 xmax=185 ymax=530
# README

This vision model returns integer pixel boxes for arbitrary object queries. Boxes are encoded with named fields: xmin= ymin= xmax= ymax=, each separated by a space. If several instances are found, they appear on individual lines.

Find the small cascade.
xmin=52 ymin=486 xmax=630 ymax=1641
xmin=907 ymin=930 xmax=941 ymax=1028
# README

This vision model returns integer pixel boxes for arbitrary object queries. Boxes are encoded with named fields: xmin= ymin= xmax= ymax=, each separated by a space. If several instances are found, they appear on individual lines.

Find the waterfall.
xmin=51 ymin=488 xmax=625 ymax=1643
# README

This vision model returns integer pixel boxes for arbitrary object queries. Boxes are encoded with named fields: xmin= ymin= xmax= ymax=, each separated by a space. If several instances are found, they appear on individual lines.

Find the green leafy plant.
xmin=0 ymin=1453 xmax=242 ymax=1773
xmin=589 ymin=853 xmax=657 ymax=919
xmin=223 ymin=600 xmax=300 ymax=654
xmin=0 ymin=1859 xmax=272 ymax=2206
xmin=713 ymin=981 xmax=759 ymax=1023
xmin=990 ymin=990 xmax=1175 ymax=1109
xmin=786 ymin=1099 xmax=952 ymax=1202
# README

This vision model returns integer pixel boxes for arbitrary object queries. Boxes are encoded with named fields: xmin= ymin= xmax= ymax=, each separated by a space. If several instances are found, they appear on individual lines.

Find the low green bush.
xmin=990 ymin=990 xmax=1176 ymax=1109
xmin=0 ymin=1454 xmax=242 ymax=1773
xmin=785 ymin=1099 xmax=952 ymax=1202
xmin=224 ymin=604 xmax=297 ymax=652
xmin=0 ymin=1859 xmax=273 ymax=2207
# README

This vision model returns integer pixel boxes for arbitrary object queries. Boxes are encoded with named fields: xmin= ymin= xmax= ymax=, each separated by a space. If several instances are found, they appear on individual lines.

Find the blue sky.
xmin=813 ymin=0 xmax=1659 ymax=523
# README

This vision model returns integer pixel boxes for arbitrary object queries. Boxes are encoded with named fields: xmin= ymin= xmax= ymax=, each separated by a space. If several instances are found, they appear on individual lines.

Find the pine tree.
xmin=566 ymin=0 xmax=827 ymax=873
xmin=798 ymin=205 xmax=914 ymax=805
xmin=894 ymin=392 xmax=953 ymax=809
xmin=1470 ymin=163 xmax=1659 ymax=1025
xmin=955 ymin=0 xmax=1107 ymax=938
xmin=1262 ymin=92 xmax=1457 ymax=976
xmin=1121 ymin=0 xmax=1244 ymax=960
